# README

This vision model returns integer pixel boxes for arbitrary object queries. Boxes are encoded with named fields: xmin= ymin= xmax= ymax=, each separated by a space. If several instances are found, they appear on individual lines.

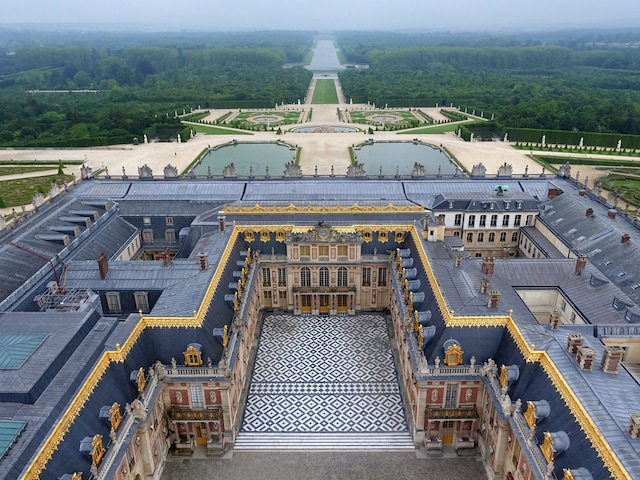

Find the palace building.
xmin=1 ymin=173 xmax=640 ymax=480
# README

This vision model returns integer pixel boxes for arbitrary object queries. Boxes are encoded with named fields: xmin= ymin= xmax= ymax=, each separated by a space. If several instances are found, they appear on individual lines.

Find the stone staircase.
xmin=234 ymin=432 xmax=415 ymax=451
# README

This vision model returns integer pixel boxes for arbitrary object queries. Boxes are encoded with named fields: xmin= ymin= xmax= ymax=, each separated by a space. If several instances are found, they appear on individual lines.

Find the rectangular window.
xmin=134 ymin=292 xmax=149 ymax=313
xmin=444 ymin=383 xmax=459 ymax=408
xmin=454 ymin=214 xmax=462 ymax=226
xmin=477 ymin=232 xmax=484 ymax=243
xmin=511 ymin=232 xmax=519 ymax=242
xmin=164 ymin=229 xmax=176 ymax=243
xmin=490 ymin=215 xmax=498 ymax=227
xmin=142 ymin=229 xmax=154 ymax=244
xmin=165 ymin=217 xmax=174 ymax=225
xmin=337 ymin=245 xmax=348 ymax=260
xmin=278 ymin=290 xmax=287 ymax=304
xmin=262 ymin=267 xmax=271 ymax=287
xmin=318 ymin=245 xmax=329 ymax=260
xmin=362 ymin=267 xmax=371 ymax=286
xmin=190 ymin=385 xmax=204 ymax=409
xmin=106 ymin=292 xmax=121 ymax=314
xmin=278 ymin=267 xmax=287 ymax=287
xmin=468 ymin=215 xmax=475 ymax=227
xmin=514 ymin=214 xmax=522 ymax=227
xmin=526 ymin=215 xmax=534 ymax=226
xmin=502 ymin=215 xmax=510 ymax=227
xmin=488 ymin=232 xmax=495 ymax=243
xmin=263 ymin=290 xmax=272 ymax=306
xmin=500 ymin=232 xmax=507 ymax=242
xmin=479 ymin=215 xmax=486 ymax=227
xmin=143 ymin=216 xmax=151 ymax=225
xmin=466 ymin=232 xmax=473 ymax=242
xmin=378 ymin=267 xmax=387 ymax=286
xmin=300 ymin=245 xmax=311 ymax=259
xmin=561 ymin=299 xmax=567 ymax=312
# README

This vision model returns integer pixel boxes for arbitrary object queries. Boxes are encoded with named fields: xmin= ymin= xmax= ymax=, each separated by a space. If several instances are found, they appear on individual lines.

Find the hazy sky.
xmin=2 ymin=0 xmax=639 ymax=32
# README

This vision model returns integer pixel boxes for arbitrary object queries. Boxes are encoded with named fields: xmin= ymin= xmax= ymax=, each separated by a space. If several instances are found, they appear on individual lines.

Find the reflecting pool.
xmin=290 ymin=125 xmax=359 ymax=133
xmin=354 ymin=141 xmax=458 ymax=176
xmin=192 ymin=142 xmax=296 ymax=177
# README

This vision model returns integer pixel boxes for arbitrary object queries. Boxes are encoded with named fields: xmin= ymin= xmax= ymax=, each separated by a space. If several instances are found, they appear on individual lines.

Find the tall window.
xmin=488 ymin=232 xmax=495 ymax=243
xmin=263 ymin=290 xmax=272 ymax=306
xmin=468 ymin=215 xmax=475 ymax=227
xmin=479 ymin=215 xmax=486 ymax=227
xmin=337 ymin=245 xmax=348 ymax=260
xmin=502 ymin=215 xmax=510 ymax=227
xmin=454 ymin=214 xmax=462 ymax=226
xmin=500 ymin=232 xmax=507 ymax=242
xmin=106 ymin=292 xmax=121 ymax=314
xmin=477 ymin=232 xmax=484 ymax=243
xmin=278 ymin=290 xmax=287 ymax=304
xmin=526 ymin=214 xmax=534 ymax=226
xmin=512 ymin=232 xmax=519 ymax=242
xmin=466 ymin=232 xmax=473 ymax=243
xmin=337 ymin=267 xmax=348 ymax=287
xmin=319 ymin=267 xmax=329 ymax=287
xmin=490 ymin=215 xmax=498 ymax=227
xmin=514 ymin=214 xmax=522 ymax=227
xmin=300 ymin=245 xmax=311 ymax=259
xmin=378 ymin=267 xmax=387 ymax=286
xmin=319 ymin=245 xmax=329 ymax=260
xmin=134 ymin=292 xmax=149 ymax=313
xmin=262 ymin=267 xmax=271 ymax=287
xmin=190 ymin=385 xmax=204 ymax=409
xmin=164 ymin=229 xmax=176 ymax=243
xmin=278 ymin=267 xmax=287 ymax=286
xmin=362 ymin=267 xmax=371 ymax=286
xmin=301 ymin=267 xmax=311 ymax=287
xmin=444 ymin=383 xmax=459 ymax=408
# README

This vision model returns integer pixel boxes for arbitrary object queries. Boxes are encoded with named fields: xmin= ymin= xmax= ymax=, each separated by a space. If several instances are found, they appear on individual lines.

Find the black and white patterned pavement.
xmin=241 ymin=314 xmax=408 ymax=434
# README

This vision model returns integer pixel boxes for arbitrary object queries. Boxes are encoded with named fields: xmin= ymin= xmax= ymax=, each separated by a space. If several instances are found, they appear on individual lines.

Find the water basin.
xmin=193 ymin=142 xmax=296 ymax=177
xmin=354 ymin=142 xmax=457 ymax=176
xmin=291 ymin=125 xmax=359 ymax=133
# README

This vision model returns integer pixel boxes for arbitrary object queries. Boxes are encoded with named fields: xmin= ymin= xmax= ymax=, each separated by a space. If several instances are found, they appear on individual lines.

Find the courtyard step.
xmin=234 ymin=432 xmax=415 ymax=451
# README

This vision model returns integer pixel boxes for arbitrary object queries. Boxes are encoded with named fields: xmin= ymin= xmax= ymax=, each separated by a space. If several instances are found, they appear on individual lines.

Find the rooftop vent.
xmin=567 ymin=333 xmax=584 ymax=355
xmin=628 ymin=414 xmax=640 ymax=439
xmin=576 ymin=345 xmax=596 ymax=371
xmin=608 ymin=209 xmax=617 ymax=219
xmin=622 ymin=233 xmax=631 ymax=244
xmin=601 ymin=346 xmax=625 ymax=374
xmin=586 ymin=208 xmax=594 ymax=217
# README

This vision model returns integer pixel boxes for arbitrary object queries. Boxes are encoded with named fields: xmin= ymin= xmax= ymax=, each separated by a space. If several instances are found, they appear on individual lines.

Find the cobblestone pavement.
xmin=162 ymin=451 xmax=488 ymax=480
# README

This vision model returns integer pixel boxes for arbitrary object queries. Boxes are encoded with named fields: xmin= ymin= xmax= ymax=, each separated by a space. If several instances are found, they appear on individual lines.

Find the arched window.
xmin=319 ymin=267 xmax=329 ymax=287
xmin=301 ymin=267 xmax=311 ymax=287
xmin=337 ymin=267 xmax=348 ymax=287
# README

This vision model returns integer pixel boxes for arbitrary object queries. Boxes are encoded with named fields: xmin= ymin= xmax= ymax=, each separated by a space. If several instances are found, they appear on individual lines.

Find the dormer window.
xmin=184 ymin=343 xmax=203 ymax=366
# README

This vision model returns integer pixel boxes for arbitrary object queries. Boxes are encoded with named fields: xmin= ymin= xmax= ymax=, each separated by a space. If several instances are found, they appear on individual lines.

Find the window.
xmin=190 ymin=385 xmax=204 ymax=409
xmin=262 ymin=268 xmax=271 ymax=287
xmin=278 ymin=267 xmax=287 ymax=286
xmin=514 ymin=214 xmax=521 ymax=226
xmin=318 ymin=245 xmax=329 ymax=260
xmin=488 ymin=232 xmax=495 ymax=243
xmin=526 ymin=215 xmax=534 ymax=226
xmin=466 ymin=232 xmax=473 ymax=242
xmin=502 ymin=215 xmax=510 ymax=227
xmin=300 ymin=245 xmax=310 ymax=259
xmin=134 ymin=292 xmax=149 ymax=313
xmin=561 ymin=299 xmax=567 ymax=312
xmin=454 ymin=214 xmax=462 ymax=226
xmin=263 ymin=290 xmax=272 ymax=306
xmin=337 ymin=245 xmax=348 ymax=260
xmin=142 ymin=229 xmax=153 ymax=243
xmin=378 ymin=267 xmax=387 ymax=286
xmin=106 ymin=292 xmax=121 ymax=314
xmin=164 ymin=229 xmax=176 ymax=243
xmin=500 ymin=232 xmax=507 ymax=242
xmin=338 ymin=267 xmax=348 ymax=287
xmin=444 ymin=383 xmax=459 ymax=409
xmin=468 ymin=215 xmax=475 ymax=227
xmin=143 ymin=217 xmax=151 ymax=225
xmin=491 ymin=215 xmax=498 ymax=227
xmin=477 ymin=232 xmax=484 ymax=243
xmin=570 ymin=312 xmax=576 ymax=323
xmin=479 ymin=215 xmax=486 ymax=227
xmin=319 ymin=267 xmax=329 ymax=287
xmin=301 ymin=267 xmax=311 ymax=287
xmin=165 ymin=217 xmax=174 ymax=225
xmin=511 ymin=232 xmax=519 ymax=242
xmin=362 ymin=267 xmax=371 ymax=286
xmin=278 ymin=290 xmax=287 ymax=304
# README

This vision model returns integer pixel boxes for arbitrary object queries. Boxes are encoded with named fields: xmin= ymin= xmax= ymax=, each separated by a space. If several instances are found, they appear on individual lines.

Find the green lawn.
xmin=399 ymin=124 xmax=460 ymax=134
xmin=0 ymin=166 xmax=57 ymax=176
xmin=0 ymin=174 xmax=73 ymax=209
xmin=190 ymin=124 xmax=252 ymax=135
xmin=312 ymin=79 xmax=339 ymax=104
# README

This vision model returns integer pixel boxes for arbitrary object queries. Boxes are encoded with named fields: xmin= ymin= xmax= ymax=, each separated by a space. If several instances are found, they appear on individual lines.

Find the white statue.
xmin=143 ymin=134 xmax=148 ymax=144
xmin=541 ymin=135 xmax=546 ymax=147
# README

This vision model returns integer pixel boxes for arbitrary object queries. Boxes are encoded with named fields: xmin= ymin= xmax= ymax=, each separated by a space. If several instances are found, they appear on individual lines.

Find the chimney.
xmin=549 ymin=310 xmax=561 ymax=329
xmin=608 ymin=209 xmax=617 ymax=219
xmin=454 ymin=253 xmax=463 ymax=268
xmin=622 ymin=233 xmax=631 ymax=244
xmin=628 ymin=414 xmax=640 ymax=439
xmin=480 ymin=278 xmax=490 ymax=294
xmin=162 ymin=248 xmax=171 ymax=267
xmin=218 ymin=215 xmax=226 ymax=232
xmin=578 ymin=189 xmax=585 ymax=197
xmin=586 ymin=208 xmax=593 ymax=217
xmin=481 ymin=257 xmax=495 ymax=275
xmin=198 ymin=252 xmax=209 ymax=271
xmin=487 ymin=290 xmax=501 ymax=308
xmin=576 ymin=345 xmax=596 ymax=371
xmin=601 ymin=346 xmax=625 ymax=374
xmin=547 ymin=187 xmax=562 ymax=199
xmin=97 ymin=252 xmax=109 ymax=280
xmin=575 ymin=253 xmax=587 ymax=275
xmin=567 ymin=333 xmax=584 ymax=355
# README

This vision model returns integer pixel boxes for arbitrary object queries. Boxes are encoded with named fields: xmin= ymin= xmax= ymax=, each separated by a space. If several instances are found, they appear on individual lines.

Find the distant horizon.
xmin=1 ymin=0 xmax=639 ymax=34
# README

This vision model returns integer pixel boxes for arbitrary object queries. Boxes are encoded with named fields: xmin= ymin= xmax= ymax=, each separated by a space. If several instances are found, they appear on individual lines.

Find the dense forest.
xmin=0 ymin=31 xmax=313 ymax=146
xmin=337 ymin=31 xmax=640 ymax=135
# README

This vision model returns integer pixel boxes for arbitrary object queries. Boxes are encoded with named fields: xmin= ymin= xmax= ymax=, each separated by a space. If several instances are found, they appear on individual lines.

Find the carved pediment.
xmin=286 ymin=223 xmax=361 ymax=243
